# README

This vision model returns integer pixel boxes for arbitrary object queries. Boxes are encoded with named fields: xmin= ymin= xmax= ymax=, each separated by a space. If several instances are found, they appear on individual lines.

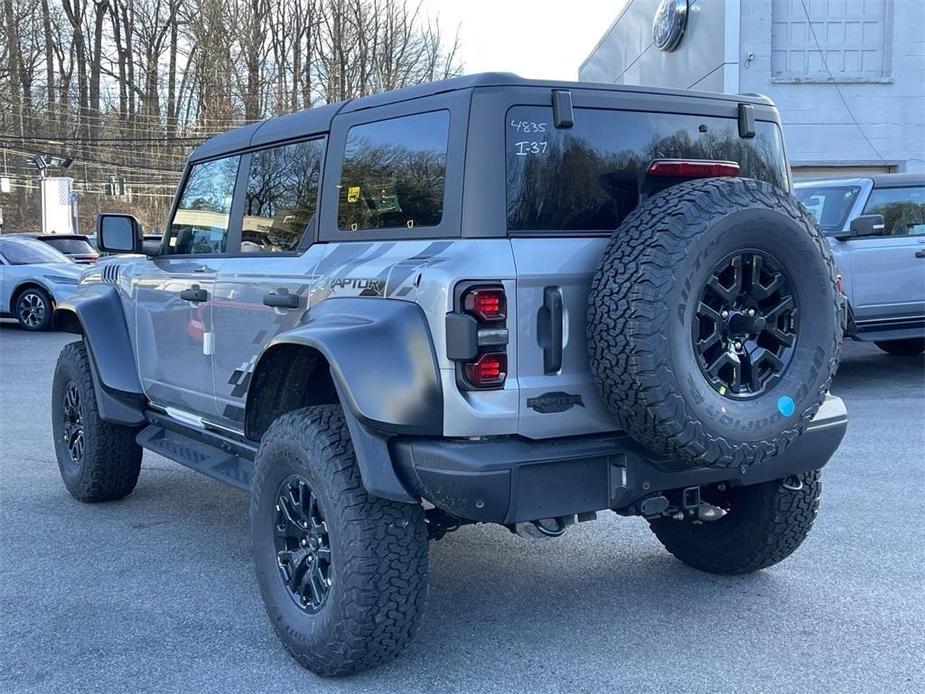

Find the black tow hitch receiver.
xmin=681 ymin=486 xmax=701 ymax=510
xmin=637 ymin=486 xmax=702 ymax=519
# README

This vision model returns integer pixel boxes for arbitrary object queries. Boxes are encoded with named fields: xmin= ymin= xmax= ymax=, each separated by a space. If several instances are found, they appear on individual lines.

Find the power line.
xmin=798 ymin=0 xmax=887 ymax=163
xmin=4 ymin=134 xmax=207 ymax=144
xmin=0 ymin=145 xmax=183 ymax=176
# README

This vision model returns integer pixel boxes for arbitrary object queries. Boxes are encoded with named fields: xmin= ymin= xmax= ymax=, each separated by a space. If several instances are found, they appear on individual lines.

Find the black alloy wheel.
xmin=693 ymin=250 xmax=799 ymax=399
xmin=61 ymin=380 xmax=85 ymax=466
xmin=274 ymin=474 xmax=332 ymax=614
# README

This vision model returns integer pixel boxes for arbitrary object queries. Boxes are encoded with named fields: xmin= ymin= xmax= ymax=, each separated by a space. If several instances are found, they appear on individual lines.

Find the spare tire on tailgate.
xmin=587 ymin=177 xmax=841 ymax=470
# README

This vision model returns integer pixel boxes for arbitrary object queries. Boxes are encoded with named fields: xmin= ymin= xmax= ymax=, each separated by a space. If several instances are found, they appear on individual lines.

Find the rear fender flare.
xmin=254 ymin=297 xmax=443 ymax=436
xmin=246 ymin=298 xmax=444 ymax=503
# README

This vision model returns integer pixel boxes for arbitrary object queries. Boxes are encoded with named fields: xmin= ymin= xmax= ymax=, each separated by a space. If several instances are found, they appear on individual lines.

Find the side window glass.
xmin=166 ymin=156 xmax=240 ymax=254
xmin=863 ymin=186 xmax=925 ymax=237
xmin=337 ymin=110 xmax=449 ymax=231
xmin=243 ymin=139 xmax=325 ymax=252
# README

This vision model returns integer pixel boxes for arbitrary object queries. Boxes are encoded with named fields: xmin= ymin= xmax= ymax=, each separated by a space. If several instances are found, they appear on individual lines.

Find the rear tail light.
xmin=646 ymin=159 xmax=741 ymax=178
xmin=451 ymin=284 xmax=509 ymax=390
xmin=464 ymin=287 xmax=506 ymax=322
xmin=464 ymin=352 xmax=507 ymax=388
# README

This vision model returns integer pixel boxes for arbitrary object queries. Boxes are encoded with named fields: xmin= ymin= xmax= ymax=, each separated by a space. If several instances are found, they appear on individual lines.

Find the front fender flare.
xmin=53 ymin=284 xmax=145 ymax=425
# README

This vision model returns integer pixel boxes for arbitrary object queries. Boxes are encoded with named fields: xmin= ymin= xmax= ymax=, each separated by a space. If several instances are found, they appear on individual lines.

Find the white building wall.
xmin=738 ymin=0 xmax=924 ymax=175
xmin=579 ymin=0 xmax=737 ymax=93
xmin=579 ymin=0 xmax=925 ymax=176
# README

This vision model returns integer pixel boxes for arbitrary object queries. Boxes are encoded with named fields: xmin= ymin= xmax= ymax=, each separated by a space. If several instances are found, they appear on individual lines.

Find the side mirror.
xmin=848 ymin=214 xmax=885 ymax=238
xmin=97 ymin=213 xmax=144 ymax=254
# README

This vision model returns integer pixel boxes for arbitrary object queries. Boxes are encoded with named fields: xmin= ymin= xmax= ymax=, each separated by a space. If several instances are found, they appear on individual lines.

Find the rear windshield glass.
xmin=794 ymin=185 xmax=862 ymax=233
xmin=43 ymin=237 xmax=96 ymax=255
xmin=506 ymin=106 xmax=788 ymax=232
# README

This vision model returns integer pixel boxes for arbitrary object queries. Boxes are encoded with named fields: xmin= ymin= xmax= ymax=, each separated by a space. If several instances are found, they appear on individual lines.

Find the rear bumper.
xmin=392 ymin=395 xmax=847 ymax=524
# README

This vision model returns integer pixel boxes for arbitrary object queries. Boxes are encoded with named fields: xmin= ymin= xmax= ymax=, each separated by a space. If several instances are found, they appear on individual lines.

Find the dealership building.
xmin=579 ymin=0 xmax=924 ymax=179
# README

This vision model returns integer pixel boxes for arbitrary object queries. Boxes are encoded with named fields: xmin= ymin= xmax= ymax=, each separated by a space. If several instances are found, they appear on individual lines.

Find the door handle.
xmin=916 ymin=250 xmax=925 ymax=258
xmin=180 ymin=285 xmax=208 ymax=302
xmin=263 ymin=291 xmax=300 ymax=309
xmin=538 ymin=287 xmax=564 ymax=374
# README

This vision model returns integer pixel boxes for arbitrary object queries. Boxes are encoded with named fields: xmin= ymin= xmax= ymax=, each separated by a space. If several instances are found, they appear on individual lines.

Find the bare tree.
xmin=0 ymin=0 xmax=463 ymax=233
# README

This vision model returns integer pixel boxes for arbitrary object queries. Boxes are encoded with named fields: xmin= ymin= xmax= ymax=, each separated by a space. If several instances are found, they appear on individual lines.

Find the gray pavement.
xmin=1 ymin=321 xmax=923 ymax=693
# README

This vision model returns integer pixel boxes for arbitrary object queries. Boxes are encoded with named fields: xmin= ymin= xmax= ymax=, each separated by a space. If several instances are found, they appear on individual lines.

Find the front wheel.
xmin=875 ymin=338 xmax=925 ymax=357
xmin=52 ymin=341 xmax=143 ymax=501
xmin=16 ymin=286 xmax=53 ymax=331
xmin=648 ymin=471 xmax=821 ymax=575
xmin=250 ymin=405 xmax=428 ymax=676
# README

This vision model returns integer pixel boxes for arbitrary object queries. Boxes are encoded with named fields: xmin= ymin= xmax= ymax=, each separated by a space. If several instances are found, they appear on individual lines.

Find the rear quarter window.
xmin=337 ymin=110 xmax=450 ymax=232
xmin=506 ymin=106 xmax=789 ymax=232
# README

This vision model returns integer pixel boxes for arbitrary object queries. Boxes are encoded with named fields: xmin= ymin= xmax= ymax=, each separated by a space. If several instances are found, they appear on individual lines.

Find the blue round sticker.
xmin=777 ymin=396 xmax=795 ymax=417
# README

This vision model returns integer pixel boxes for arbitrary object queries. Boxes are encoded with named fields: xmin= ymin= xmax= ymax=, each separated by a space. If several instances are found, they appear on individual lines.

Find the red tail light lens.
xmin=464 ymin=287 xmax=506 ymax=323
xmin=464 ymin=352 xmax=507 ymax=388
xmin=647 ymin=159 xmax=741 ymax=178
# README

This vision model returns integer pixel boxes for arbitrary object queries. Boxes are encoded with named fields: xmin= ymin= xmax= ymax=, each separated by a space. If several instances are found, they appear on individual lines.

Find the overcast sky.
xmin=419 ymin=0 xmax=628 ymax=81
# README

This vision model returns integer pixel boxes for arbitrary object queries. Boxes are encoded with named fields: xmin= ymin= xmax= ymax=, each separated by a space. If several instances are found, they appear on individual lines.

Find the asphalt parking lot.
xmin=1 ymin=322 xmax=923 ymax=693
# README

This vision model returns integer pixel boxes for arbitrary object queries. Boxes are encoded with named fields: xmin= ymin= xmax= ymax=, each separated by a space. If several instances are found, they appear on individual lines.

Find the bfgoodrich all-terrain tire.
xmin=588 ymin=178 xmax=841 ymax=470
xmin=648 ymin=471 xmax=821 ymax=574
xmin=250 ymin=405 xmax=428 ymax=677
xmin=874 ymin=338 xmax=925 ymax=357
xmin=52 ymin=341 xmax=143 ymax=501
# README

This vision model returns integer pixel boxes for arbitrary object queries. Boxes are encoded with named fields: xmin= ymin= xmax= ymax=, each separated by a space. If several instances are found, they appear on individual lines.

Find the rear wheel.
xmin=251 ymin=405 xmax=428 ymax=676
xmin=52 ymin=341 xmax=143 ymax=501
xmin=15 ymin=286 xmax=53 ymax=331
xmin=874 ymin=338 xmax=925 ymax=357
xmin=648 ymin=471 xmax=821 ymax=575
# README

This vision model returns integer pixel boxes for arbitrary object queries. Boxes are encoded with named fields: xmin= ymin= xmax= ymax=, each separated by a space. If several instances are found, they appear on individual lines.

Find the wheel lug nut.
xmin=747 ymin=309 xmax=755 ymax=316
xmin=301 ymin=539 xmax=308 ymax=546
xmin=721 ymin=310 xmax=729 ymax=318
xmin=734 ymin=341 xmax=742 ymax=350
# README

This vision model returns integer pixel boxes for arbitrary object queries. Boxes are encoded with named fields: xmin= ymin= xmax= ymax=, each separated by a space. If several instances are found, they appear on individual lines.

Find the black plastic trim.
xmin=255 ymin=297 xmax=443 ymax=436
xmin=552 ymin=89 xmax=574 ymax=128
xmin=393 ymin=395 xmax=847 ymax=524
xmin=738 ymin=103 xmax=756 ymax=138
xmin=52 ymin=284 xmax=146 ymax=426
xmin=445 ymin=312 xmax=479 ymax=361
xmin=137 ymin=420 xmax=255 ymax=491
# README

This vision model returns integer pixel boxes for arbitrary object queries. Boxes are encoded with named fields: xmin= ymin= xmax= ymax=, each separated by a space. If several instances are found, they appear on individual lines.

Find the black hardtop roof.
xmin=189 ymin=72 xmax=776 ymax=162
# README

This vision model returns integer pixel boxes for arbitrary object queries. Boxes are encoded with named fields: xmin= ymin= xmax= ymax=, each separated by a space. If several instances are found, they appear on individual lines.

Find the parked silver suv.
xmin=51 ymin=74 xmax=846 ymax=675
xmin=796 ymin=173 xmax=925 ymax=356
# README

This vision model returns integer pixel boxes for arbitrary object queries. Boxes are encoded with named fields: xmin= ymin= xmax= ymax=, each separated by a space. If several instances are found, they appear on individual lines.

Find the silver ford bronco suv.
xmin=51 ymin=74 xmax=847 ymax=676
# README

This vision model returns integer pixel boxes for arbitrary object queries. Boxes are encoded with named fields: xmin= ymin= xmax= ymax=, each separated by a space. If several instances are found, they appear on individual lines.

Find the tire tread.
xmin=251 ymin=405 xmax=428 ymax=677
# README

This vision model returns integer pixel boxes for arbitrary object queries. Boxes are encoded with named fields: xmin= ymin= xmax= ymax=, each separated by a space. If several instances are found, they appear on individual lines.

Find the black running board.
xmin=137 ymin=423 xmax=256 ymax=491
